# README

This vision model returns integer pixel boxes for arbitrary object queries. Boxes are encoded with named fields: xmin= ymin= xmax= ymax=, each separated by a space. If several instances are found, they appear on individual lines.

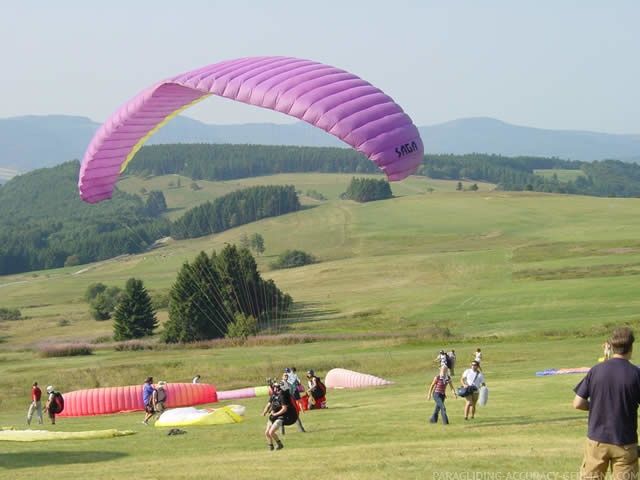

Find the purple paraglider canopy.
xmin=78 ymin=56 xmax=424 ymax=203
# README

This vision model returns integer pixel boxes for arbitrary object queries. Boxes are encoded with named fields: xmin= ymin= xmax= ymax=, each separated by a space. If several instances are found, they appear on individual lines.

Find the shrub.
xmin=113 ymin=339 xmax=152 ymax=352
xmin=38 ymin=344 xmax=94 ymax=358
xmin=0 ymin=307 xmax=22 ymax=321
xmin=271 ymin=249 xmax=317 ymax=269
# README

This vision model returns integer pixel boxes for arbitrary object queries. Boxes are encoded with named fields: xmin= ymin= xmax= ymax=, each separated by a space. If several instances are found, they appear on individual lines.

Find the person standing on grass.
xmin=282 ymin=371 xmax=306 ymax=433
xmin=447 ymin=349 xmax=457 ymax=376
xmin=26 ymin=381 xmax=43 ymax=425
xmin=460 ymin=360 xmax=485 ymax=420
xmin=152 ymin=381 xmax=168 ymax=419
xmin=573 ymin=327 xmax=640 ymax=479
xmin=473 ymin=348 xmax=482 ymax=364
xmin=262 ymin=381 xmax=295 ymax=451
xmin=142 ymin=376 xmax=155 ymax=425
xmin=427 ymin=365 xmax=457 ymax=424
xmin=44 ymin=386 xmax=58 ymax=425
xmin=192 ymin=374 xmax=200 ymax=384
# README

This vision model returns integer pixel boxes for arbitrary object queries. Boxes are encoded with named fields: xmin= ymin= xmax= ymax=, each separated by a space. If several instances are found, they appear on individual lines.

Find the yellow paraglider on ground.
xmin=0 ymin=427 xmax=135 ymax=442
xmin=154 ymin=405 xmax=245 ymax=427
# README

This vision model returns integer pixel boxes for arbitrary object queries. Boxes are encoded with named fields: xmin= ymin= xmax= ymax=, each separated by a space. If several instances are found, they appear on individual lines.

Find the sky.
xmin=2 ymin=1 xmax=639 ymax=134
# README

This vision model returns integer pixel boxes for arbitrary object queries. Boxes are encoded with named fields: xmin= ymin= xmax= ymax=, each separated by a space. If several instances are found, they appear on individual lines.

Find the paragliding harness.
xmin=309 ymin=376 xmax=327 ymax=401
xmin=152 ymin=388 xmax=167 ymax=415
xmin=269 ymin=389 xmax=298 ymax=426
xmin=49 ymin=392 xmax=65 ymax=414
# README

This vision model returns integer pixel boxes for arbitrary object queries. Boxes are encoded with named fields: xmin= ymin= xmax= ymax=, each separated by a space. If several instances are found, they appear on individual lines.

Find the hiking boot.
xmin=268 ymin=444 xmax=274 ymax=451
xmin=275 ymin=441 xmax=284 ymax=450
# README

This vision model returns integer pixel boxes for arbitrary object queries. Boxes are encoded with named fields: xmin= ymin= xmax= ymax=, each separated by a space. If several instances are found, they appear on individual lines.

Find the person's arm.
xmin=427 ymin=377 xmax=437 ymax=399
xmin=448 ymin=379 xmax=458 ymax=397
xmin=262 ymin=401 xmax=272 ymax=416
xmin=573 ymin=395 xmax=589 ymax=411
xmin=460 ymin=373 xmax=467 ymax=386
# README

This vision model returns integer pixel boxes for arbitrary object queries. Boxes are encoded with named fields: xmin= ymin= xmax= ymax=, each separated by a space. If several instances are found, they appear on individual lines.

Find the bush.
xmin=38 ymin=344 xmax=94 ymax=357
xmin=0 ymin=307 xmax=22 ymax=321
xmin=113 ymin=339 xmax=152 ymax=351
xmin=271 ymin=250 xmax=317 ymax=269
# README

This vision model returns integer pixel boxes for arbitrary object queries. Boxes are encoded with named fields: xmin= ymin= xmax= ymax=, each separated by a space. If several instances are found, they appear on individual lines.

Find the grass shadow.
xmin=281 ymin=301 xmax=342 ymax=326
xmin=1 ymin=450 xmax=128 ymax=469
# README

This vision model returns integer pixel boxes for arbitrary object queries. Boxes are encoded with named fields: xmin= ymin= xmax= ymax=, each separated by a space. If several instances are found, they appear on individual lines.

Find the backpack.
xmin=279 ymin=390 xmax=299 ymax=426
xmin=310 ymin=376 xmax=326 ymax=400
xmin=50 ymin=392 xmax=64 ymax=414
xmin=444 ymin=354 xmax=452 ymax=369
xmin=155 ymin=389 xmax=167 ymax=404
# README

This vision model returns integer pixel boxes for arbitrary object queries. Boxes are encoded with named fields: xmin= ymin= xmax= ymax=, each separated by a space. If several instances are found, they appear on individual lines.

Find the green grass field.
xmin=1 ymin=173 xmax=639 ymax=478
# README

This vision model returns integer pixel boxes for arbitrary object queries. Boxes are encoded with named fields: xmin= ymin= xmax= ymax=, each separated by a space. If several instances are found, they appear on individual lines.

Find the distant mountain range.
xmin=1 ymin=114 xmax=639 ymax=181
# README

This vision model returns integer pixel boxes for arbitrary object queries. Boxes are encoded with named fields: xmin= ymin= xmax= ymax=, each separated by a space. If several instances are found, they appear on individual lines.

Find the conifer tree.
xmin=113 ymin=278 xmax=158 ymax=340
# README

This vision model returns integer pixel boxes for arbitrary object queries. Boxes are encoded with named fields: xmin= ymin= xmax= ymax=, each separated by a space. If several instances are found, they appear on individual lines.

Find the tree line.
xmin=2 ymin=144 xmax=640 ymax=275
xmin=0 ymin=161 xmax=299 ymax=275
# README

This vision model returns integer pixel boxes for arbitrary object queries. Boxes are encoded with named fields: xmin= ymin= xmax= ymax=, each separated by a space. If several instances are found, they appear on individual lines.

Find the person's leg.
xmin=37 ymin=402 xmax=43 ymax=424
xmin=430 ymin=400 xmax=440 ymax=423
xmin=469 ymin=392 xmax=479 ymax=418
xmin=435 ymin=394 xmax=449 ymax=424
xmin=464 ymin=398 xmax=472 ymax=419
xmin=27 ymin=402 xmax=34 ymax=425
xmin=268 ymin=420 xmax=284 ymax=449
xmin=609 ymin=442 xmax=638 ymax=480
xmin=265 ymin=420 xmax=275 ymax=449
xmin=580 ymin=438 xmax=611 ymax=480
xmin=296 ymin=417 xmax=306 ymax=432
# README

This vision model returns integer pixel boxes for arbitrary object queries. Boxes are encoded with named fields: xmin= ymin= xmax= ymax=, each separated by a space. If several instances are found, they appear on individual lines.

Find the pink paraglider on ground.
xmin=324 ymin=368 xmax=395 ymax=389
xmin=58 ymin=383 xmax=217 ymax=417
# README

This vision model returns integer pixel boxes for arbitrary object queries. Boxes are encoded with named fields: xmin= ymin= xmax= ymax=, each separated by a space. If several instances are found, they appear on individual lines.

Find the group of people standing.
xmin=26 ymin=382 xmax=61 ymax=425
xmin=427 ymin=348 xmax=486 ymax=425
xmin=262 ymin=367 xmax=326 ymax=451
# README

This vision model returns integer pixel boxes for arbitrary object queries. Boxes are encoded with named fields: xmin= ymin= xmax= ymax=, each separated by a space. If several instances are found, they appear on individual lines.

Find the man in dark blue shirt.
xmin=573 ymin=327 xmax=640 ymax=479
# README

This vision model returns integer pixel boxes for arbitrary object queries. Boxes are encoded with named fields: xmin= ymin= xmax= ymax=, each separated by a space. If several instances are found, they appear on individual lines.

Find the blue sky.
xmin=2 ymin=1 xmax=639 ymax=134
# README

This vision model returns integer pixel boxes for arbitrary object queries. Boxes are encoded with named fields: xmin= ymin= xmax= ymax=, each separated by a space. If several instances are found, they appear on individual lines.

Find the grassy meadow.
xmin=1 ymin=172 xmax=640 ymax=478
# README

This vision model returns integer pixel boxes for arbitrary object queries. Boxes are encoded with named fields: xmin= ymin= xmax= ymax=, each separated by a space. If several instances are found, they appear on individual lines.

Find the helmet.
xmin=46 ymin=386 xmax=54 ymax=393
xmin=284 ymin=368 xmax=291 ymax=373
xmin=307 ymin=370 xmax=314 ymax=376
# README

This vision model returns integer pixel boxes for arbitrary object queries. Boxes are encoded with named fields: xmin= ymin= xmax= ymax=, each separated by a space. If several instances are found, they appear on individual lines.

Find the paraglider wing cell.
xmin=78 ymin=56 xmax=424 ymax=203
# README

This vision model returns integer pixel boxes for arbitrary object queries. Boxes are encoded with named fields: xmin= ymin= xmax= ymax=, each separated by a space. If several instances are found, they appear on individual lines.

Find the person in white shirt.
xmin=460 ymin=360 xmax=486 ymax=420
xmin=192 ymin=375 xmax=200 ymax=384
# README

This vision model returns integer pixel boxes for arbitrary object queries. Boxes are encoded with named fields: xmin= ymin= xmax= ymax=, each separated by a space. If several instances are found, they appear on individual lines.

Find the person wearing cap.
xmin=306 ymin=370 xmax=327 ymax=409
xmin=281 ymin=371 xmax=306 ymax=433
xmin=27 ymin=381 xmax=43 ymax=425
xmin=287 ymin=368 xmax=303 ymax=406
xmin=142 ymin=376 xmax=155 ymax=425
xmin=192 ymin=374 xmax=201 ymax=384
xmin=44 ymin=386 xmax=58 ymax=424
xmin=262 ymin=381 xmax=290 ymax=450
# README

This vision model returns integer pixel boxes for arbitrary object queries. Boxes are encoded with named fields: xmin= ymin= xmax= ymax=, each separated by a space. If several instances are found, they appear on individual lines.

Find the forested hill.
xmin=2 ymin=143 xmax=640 ymax=275
xmin=131 ymin=143 xmax=640 ymax=197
